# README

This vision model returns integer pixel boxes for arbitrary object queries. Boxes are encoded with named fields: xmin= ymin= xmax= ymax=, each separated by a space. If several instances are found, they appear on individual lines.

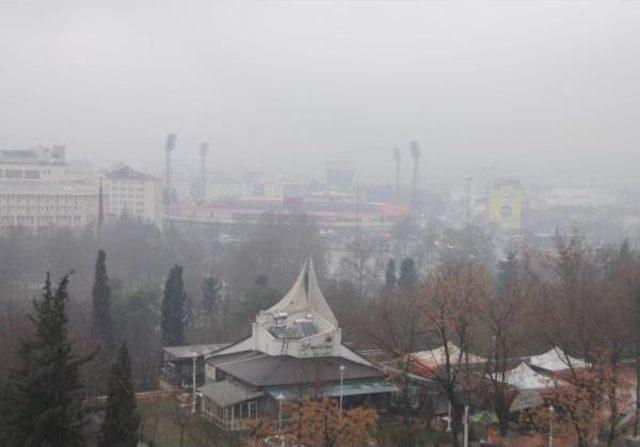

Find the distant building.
xmin=0 ymin=146 xmax=99 ymax=233
xmin=104 ymin=166 xmax=163 ymax=227
xmin=0 ymin=181 xmax=99 ymax=233
xmin=326 ymin=160 xmax=355 ymax=190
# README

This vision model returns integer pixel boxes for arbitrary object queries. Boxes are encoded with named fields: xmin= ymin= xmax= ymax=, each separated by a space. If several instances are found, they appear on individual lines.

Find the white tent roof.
xmin=496 ymin=362 xmax=557 ymax=390
xmin=265 ymin=259 xmax=338 ymax=327
xmin=412 ymin=342 xmax=486 ymax=369
xmin=528 ymin=347 xmax=588 ymax=372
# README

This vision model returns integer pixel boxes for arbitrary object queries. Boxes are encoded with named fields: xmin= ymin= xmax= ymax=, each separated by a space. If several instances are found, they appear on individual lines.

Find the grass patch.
xmin=137 ymin=395 xmax=241 ymax=447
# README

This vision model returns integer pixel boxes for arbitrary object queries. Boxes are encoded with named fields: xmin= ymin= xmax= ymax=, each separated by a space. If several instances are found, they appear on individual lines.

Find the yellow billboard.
xmin=489 ymin=186 xmax=523 ymax=230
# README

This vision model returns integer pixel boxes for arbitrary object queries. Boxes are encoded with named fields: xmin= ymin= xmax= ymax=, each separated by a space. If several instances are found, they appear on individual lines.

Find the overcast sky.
xmin=1 ymin=1 xmax=639 ymax=186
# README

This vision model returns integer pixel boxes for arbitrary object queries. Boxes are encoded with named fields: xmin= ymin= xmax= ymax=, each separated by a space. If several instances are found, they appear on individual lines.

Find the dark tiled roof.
xmin=198 ymin=380 xmax=263 ymax=407
xmin=211 ymin=352 xmax=384 ymax=387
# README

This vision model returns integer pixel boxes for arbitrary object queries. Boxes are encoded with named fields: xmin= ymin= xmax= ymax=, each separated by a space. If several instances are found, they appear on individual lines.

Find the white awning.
xmin=528 ymin=347 xmax=588 ymax=371
xmin=411 ymin=342 xmax=486 ymax=369
xmin=493 ymin=363 xmax=559 ymax=390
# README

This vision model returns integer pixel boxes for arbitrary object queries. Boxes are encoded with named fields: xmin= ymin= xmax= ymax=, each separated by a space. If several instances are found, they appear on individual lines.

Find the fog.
xmin=1 ymin=1 xmax=640 ymax=184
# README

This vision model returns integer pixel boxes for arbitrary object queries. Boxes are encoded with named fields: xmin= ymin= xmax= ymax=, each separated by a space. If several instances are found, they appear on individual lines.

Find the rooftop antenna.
xmin=199 ymin=141 xmax=209 ymax=200
xmin=410 ymin=141 xmax=420 ymax=217
xmin=393 ymin=148 xmax=401 ymax=205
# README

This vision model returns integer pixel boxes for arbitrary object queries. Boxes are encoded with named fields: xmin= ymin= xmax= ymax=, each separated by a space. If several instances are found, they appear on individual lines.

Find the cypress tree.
xmin=384 ymin=259 xmax=397 ymax=289
xmin=201 ymin=275 xmax=222 ymax=314
xmin=99 ymin=343 xmax=140 ymax=447
xmin=161 ymin=265 xmax=186 ymax=346
xmin=11 ymin=273 xmax=93 ymax=447
xmin=398 ymin=257 xmax=417 ymax=291
xmin=92 ymin=249 xmax=115 ymax=350
xmin=497 ymin=251 xmax=519 ymax=293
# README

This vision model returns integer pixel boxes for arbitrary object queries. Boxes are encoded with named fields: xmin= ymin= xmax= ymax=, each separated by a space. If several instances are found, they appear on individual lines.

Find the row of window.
xmin=0 ymin=169 xmax=42 ymax=179
xmin=0 ymin=206 xmax=83 ymax=212
xmin=0 ymin=195 xmax=86 ymax=202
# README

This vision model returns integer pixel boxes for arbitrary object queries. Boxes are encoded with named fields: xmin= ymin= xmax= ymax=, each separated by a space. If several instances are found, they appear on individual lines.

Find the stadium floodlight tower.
xmin=393 ymin=147 xmax=401 ymax=205
xmin=410 ymin=141 xmax=420 ymax=216
xmin=164 ymin=133 xmax=177 ymax=206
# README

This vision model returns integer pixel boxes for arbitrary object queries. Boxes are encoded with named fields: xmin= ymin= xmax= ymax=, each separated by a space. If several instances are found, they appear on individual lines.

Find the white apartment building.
xmin=104 ymin=166 xmax=163 ymax=227
xmin=0 ymin=146 xmax=100 ymax=233
xmin=0 ymin=181 xmax=99 ymax=233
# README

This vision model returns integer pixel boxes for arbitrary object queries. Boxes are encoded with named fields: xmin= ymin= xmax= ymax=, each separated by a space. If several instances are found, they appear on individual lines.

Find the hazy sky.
xmin=1 ymin=1 xmax=639 ymax=186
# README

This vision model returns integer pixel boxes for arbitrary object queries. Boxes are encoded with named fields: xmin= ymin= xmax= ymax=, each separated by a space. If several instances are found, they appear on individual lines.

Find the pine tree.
xmin=92 ymin=249 xmax=115 ymax=350
xmin=11 ymin=273 xmax=93 ymax=447
xmin=161 ymin=265 xmax=186 ymax=346
xmin=201 ymin=275 xmax=222 ymax=314
xmin=100 ymin=343 xmax=140 ymax=447
xmin=384 ymin=259 xmax=397 ymax=289
xmin=398 ymin=258 xmax=417 ymax=291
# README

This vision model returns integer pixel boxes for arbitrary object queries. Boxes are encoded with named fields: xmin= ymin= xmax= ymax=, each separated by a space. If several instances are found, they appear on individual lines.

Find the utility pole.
xmin=199 ymin=142 xmax=209 ymax=201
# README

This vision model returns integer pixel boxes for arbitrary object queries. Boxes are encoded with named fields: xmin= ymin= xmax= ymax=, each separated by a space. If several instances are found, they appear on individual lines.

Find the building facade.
xmin=104 ymin=166 xmax=163 ymax=227
xmin=0 ymin=147 xmax=100 ymax=233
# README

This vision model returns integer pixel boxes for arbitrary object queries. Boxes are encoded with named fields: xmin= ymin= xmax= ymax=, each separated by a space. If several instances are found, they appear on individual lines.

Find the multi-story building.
xmin=104 ymin=166 xmax=163 ymax=227
xmin=0 ymin=181 xmax=99 ymax=233
xmin=0 ymin=146 xmax=100 ymax=233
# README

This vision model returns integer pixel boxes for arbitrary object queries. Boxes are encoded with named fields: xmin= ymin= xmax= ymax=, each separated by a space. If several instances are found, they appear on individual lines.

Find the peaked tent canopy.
xmin=265 ymin=258 xmax=338 ymax=327
xmin=411 ymin=342 xmax=487 ymax=370
xmin=495 ymin=362 xmax=558 ymax=390
xmin=528 ymin=347 xmax=588 ymax=372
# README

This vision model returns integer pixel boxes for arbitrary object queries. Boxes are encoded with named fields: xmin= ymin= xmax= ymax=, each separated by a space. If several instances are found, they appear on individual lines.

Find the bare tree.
xmin=418 ymin=262 xmax=490 ymax=447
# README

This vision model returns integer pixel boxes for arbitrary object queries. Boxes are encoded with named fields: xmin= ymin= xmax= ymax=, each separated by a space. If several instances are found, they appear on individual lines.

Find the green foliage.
xmin=161 ymin=265 xmax=187 ymax=346
xmin=385 ymin=259 xmax=397 ymax=289
xmin=0 ymin=380 xmax=19 ymax=446
xmin=93 ymin=249 xmax=115 ymax=351
xmin=398 ymin=258 xmax=417 ymax=291
xmin=10 ymin=273 xmax=93 ymax=447
xmin=201 ymin=275 xmax=222 ymax=314
xmin=234 ymin=276 xmax=279 ymax=325
xmin=100 ymin=343 xmax=140 ymax=447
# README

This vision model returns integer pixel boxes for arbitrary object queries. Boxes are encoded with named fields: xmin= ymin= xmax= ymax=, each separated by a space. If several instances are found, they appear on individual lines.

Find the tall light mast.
xmin=410 ymin=141 xmax=420 ymax=216
xmin=164 ymin=133 xmax=177 ymax=206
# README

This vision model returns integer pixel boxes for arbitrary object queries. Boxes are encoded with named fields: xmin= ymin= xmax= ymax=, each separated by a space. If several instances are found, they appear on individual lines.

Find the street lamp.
xmin=277 ymin=393 xmax=285 ymax=431
xmin=463 ymin=404 xmax=470 ymax=447
xmin=191 ymin=356 xmax=197 ymax=414
xmin=548 ymin=404 xmax=555 ymax=447
xmin=339 ymin=364 xmax=346 ymax=419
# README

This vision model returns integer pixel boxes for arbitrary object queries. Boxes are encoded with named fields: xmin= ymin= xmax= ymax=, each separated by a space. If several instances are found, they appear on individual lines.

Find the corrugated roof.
xmin=264 ymin=378 xmax=397 ymax=400
xmin=163 ymin=343 xmax=231 ymax=359
xmin=198 ymin=380 xmax=263 ymax=407
xmin=214 ymin=354 xmax=383 ymax=387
